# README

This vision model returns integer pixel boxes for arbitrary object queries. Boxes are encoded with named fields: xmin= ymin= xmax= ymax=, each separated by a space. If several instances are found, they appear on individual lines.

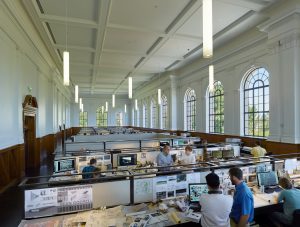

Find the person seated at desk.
xmin=199 ymin=173 xmax=233 ymax=227
xmin=229 ymin=167 xmax=254 ymax=227
xmin=180 ymin=145 xmax=196 ymax=165
xmin=270 ymin=177 xmax=300 ymax=227
xmin=156 ymin=145 xmax=173 ymax=170
xmin=250 ymin=141 xmax=267 ymax=158
xmin=82 ymin=158 xmax=98 ymax=179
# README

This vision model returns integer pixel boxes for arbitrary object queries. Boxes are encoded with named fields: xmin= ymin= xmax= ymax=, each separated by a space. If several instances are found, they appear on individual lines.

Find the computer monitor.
xmin=117 ymin=153 xmax=137 ymax=167
xmin=257 ymin=171 xmax=279 ymax=187
xmin=188 ymin=183 xmax=208 ymax=203
xmin=212 ymin=150 xmax=222 ymax=159
xmin=54 ymin=158 xmax=75 ymax=173
xmin=222 ymin=150 xmax=234 ymax=159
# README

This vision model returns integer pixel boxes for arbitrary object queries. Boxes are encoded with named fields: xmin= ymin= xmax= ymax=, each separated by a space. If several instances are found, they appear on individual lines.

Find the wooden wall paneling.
xmin=0 ymin=150 xmax=11 ymax=187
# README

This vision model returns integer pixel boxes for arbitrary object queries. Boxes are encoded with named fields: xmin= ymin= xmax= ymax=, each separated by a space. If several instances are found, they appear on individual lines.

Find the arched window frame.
xmin=243 ymin=67 xmax=269 ymax=137
xmin=150 ymin=99 xmax=157 ymax=128
xmin=161 ymin=95 xmax=168 ymax=129
xmin=143 ymin=103 xmax=147 ymax=127
xmin=208 ymin=81 xmax=224 ymax=133
xmin=79 ymin=111 xmax=88 ymax=127
xmin=96 ymin=107 xmax=108 ymax=127
xmin=184 ymin=88 xmax=196 ymax=131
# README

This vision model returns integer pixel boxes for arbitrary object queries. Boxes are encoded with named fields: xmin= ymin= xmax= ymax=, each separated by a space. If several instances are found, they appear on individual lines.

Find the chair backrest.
xmin=292 ymin=209 xmax=300 ymax=226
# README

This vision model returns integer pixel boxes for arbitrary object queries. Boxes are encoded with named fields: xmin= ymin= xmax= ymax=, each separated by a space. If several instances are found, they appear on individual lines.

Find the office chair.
xmin=292 ymin=209 xmax=300 ymax=226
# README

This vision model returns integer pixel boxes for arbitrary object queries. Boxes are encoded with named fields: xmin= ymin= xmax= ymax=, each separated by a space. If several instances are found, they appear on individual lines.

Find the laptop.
xmin=188 ymin=183 xmax=208 ymax=211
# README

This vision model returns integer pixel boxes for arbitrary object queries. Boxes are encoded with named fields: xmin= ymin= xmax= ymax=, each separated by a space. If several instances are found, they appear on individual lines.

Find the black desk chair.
xmin=292 ymin=209 xmax=300 ymax=226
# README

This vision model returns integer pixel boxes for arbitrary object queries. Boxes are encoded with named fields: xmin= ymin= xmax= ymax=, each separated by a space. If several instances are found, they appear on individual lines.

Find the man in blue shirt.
xmin=156 ymin=145 xmax=173 ymax=171
xmin=82 ymin=158 xmax=98 ymax=179
xmin=270 ymin=177 xmax=300 ymax=226
xmin=229 ymin=167 xmax=254 ymax=227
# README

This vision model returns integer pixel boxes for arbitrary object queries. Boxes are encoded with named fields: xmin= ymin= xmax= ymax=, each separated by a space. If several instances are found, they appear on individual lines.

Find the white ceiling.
xmin=22 ymin=0 xmax=279 ymax=96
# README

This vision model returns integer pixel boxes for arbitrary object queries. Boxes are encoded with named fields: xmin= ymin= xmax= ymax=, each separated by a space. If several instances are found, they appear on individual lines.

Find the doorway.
xmin=22 ymin=95 xmax=38 ymax=176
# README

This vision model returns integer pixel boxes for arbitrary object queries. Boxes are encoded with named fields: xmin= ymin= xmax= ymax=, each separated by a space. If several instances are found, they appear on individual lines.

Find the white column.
xmin=169 ymin=75 xmax=177 ymax=130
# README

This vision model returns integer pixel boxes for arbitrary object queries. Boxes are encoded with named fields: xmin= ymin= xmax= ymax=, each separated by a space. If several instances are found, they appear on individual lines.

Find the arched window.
xmin=150 ymin=99 xmax=157 ymax=128
xmin=161 ymin=95 xmax=168 ymax=129
xmin=243 ymin=67 xmax=269 ymax=137
xmin=136 ymin=109 xmax=140 ymax=127
xmin=143 ymin=104 xmax=147 ymax=127
xmin=184 ymin=88 xmax=196 ymax=131
xmin=132 ymin=108 xmax=135 ymax=126
xmin=116 ymin=112 xmax=123 ymax=126
xmin=79 ymin=111 xmax=88 ymax=127
xmin=209 ymin=81 xmax=224 ymax=133
xmin=96 ymin=107 xmax=108 ymax=127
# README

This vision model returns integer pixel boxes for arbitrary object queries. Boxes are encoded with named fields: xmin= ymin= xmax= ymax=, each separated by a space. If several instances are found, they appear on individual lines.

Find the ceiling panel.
xmin=100 ymin=52 xmax=142 ymax=68
xmin=142 ymin=56 xmax=178 ymax=71
xmin=49 ymin=22 xmax=96 ymax=47
xmin=69 ymin=50 xmax=94 ymax=64
xmin=39 ymin=0 xmax=99 ymax=21
xmin=155 ymin=38 xmax=200 ymax=58
xmin=103 ymin=27 xmax=157 ymax=53
xmin=109 ymin=0 xmax=190 ymax=31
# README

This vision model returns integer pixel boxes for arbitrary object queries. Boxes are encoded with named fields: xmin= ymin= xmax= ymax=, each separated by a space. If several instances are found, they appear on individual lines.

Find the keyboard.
xmin=264 ymin=186 xmax=282 ymax=194
xmin=189 ymin=203 xmax=201 ymax=212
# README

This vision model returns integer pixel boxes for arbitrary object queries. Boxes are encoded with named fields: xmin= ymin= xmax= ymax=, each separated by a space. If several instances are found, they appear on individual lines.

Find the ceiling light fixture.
xmin=63 ymin=0 xmax=69 ymax=86
xmin=135 ymin=99 xmax=138 ymax=110
xmin=112 ymin=94 xmax=115 ymax=108
xmin=209 ymin=65 xmax=214 ymax=92
xmin=128 ymin=77 xmax=132 ymax=99
xmin=203 ymin=0 xmax=213 ymax=58
xmin=79 ymin=98 xmax=82 ymax=109
xmin=124 ymin=104 xmax=127 ymax=113
xmin=158 ymin=88 xmax=161 ymax=105
xmin=105 ymin=101 xmax=108 ymax=112
xmin=75 ymin=85 xmax=78 ymax=103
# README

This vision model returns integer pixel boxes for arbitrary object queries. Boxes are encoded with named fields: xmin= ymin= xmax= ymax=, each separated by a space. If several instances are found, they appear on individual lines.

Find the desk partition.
xmin=22 ymin=156 xmax=288 ymax=220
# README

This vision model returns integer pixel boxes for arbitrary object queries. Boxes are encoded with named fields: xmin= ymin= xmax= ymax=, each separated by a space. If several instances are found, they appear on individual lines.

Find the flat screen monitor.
xmin=54 ymin=158 xmax=75 ymax=173
xmin=222 ymin=150 xmax=234 ymax=159
xmin=212 ymin=150 xmax=222 ymax=159
xmin=117 ymin=153 xmax=137 ymax=167
xmin=188 ymin=183 xmax=208 ymax=203
xmin=257 ymin=171 xmax=279 ymax=187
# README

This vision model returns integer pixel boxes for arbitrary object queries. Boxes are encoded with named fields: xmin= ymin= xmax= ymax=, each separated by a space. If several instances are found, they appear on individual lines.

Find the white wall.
xmin=0 ymin=0 xmax=71 ymax=149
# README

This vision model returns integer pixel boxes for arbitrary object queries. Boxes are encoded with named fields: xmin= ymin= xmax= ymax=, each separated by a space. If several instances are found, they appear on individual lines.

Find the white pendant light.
xmin=75 ymin=85 xmax=78 ymax=103
xmin=135 ymin=99 xmax=138 ymax=110
xmin=124 ymin=104 xmax=127 ymax=113
xmin=209 ymin=65 xmax=214 ymax=92
xmin=158 ymin=89 xmax=161 ymax=105
xmin=112 ymin=94 xmax=115 ymax=108
xmin=63 ymin=51 xmax=70 ymax=86
xmin=80 ymin=103 xmax=84 ymax=112
xmin=203 ymin=0 xmax=213 ymax=58
xmin=105 ymin=101 xmax=108 ymax=112
xmin=128 ymin=77 xmax=132 ymax=99
xmin=79 ymin=98 xmax=82 ymax=109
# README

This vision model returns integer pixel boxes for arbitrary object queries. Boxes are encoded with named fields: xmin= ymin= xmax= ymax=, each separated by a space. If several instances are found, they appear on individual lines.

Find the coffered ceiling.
xmin=22 ymin=0 xmax=280 ymax=96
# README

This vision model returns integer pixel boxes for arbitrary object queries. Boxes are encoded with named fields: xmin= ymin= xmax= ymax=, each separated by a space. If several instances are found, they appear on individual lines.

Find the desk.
xmin=253 ymin=192 xmax=278 ymax=208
